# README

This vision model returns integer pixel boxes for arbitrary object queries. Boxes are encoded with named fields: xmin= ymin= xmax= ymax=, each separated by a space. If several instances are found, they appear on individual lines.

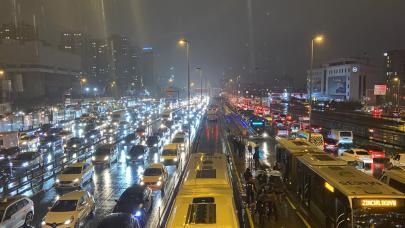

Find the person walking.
xmin=253 ymin=146 xmax=260 ymax=170
xmin=243 ymin=168 xmax=253 ymax=182
xmin=245 ymin=178 xmax=257 ymax=205
xmin=238 ymin=140 xmax=245 ymax=160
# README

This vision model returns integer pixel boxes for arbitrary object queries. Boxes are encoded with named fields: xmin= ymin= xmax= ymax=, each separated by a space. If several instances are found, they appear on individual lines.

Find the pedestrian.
xmin=247 ymin=142 xmax=253 ymax=154
xmin=256 ymin=170 xmax=267 ymax=186
xmin=273 ymin=162 xmax=281 ymax=171
xmin=256 ymin=191 xmax=267 ymax=227
xmin=245 ymin=178 xmax=256 ymax=205
xmin=238 ymin=140 xmax=245 ymax=160
xmin=253 ymin=147 xmax=260 ymax=170
xmin=244 ymin=168 xmax=253 ymax=182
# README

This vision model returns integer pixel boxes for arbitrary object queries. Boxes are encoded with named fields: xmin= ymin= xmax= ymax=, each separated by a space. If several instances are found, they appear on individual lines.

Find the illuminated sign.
xmin=252 ymin=121 xmax=264 ymax=126
xmin=352 ymin=66 xmax=359 ymax=73
xmin=361 ymin=199 xmax=397 ymax=207
xmin=374 ymin=84 xmax=387 ymax=96
xmin=324 ymin=182 xmax=334 ymax=192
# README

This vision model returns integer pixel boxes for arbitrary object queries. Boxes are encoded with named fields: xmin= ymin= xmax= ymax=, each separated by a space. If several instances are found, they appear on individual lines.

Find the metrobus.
xmin=207 ymin=105 xmax=219 ymax=121
xmin=296 ymin=130 xmax=325 ymax=150
xmin=275 ymin=138 xmax=325 ymax=190
xmin=295 ymin=153 xmax=405 ymax=227
xmin=166 ymin=153 xmax=239 ymax=227
xmin=381 ymin=168 xmax=405 ymax=193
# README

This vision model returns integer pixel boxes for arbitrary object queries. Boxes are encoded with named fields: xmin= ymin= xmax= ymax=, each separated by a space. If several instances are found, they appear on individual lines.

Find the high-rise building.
xmin=59 ymin=32 xmax=85 ymax=55
xmin=307 ymin=58 xmax=378 ymax=101
xmin=384 ymin=50 xmax=405 ymax=107
xmin=140 ymin=47 xmax=156 ymax=94
xmin=0 ymin=22 xmax=38 ymax=41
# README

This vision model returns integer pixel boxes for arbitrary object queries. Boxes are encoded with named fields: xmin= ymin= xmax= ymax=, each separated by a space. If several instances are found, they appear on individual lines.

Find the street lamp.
xmin=196 ymin=67 xmax=203 ymax=102
xmin=80 ymin=77 xmax=87 ymax=97
xmin=0 ymin=69 xmax=4 ymax=77
xmin=394 ymin=77 xmax=401 ymax=109
xmin=308 ymin=34 xmax=324 ymax=139
xmin=178 ymin=38 xmax=191 ymax=154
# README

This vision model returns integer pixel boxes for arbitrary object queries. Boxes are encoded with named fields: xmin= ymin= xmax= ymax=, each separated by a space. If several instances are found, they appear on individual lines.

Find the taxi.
xmin=160 ymin=143 xmax=179 ymax=165
xmin=140 ymin=163 xmax=168 ymax=190
xmin=55 ymin=162 xmax=94 ymax=189
xmin=42 ymin=191 xmax=95 ymax=228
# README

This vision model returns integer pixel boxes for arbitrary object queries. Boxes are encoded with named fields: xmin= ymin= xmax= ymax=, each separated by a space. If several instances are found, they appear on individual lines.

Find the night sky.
xmin=1 ymin=0 xmax=404 ymax=88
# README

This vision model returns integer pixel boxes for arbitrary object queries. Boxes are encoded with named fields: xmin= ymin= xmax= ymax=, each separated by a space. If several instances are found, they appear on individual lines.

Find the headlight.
xmin=92 ymin=156 xmax=96 ymax=161
xmin=73 ymin=178 xmax=79 ymax=183
xmin=138 ymin=155 xmax=143 ymax=159
xmin=104 ymin=156 xmax=109 ymax=161
xmin=55 ymin=178 xmax=60 ymax=183
xmin=41 ymin=221 xmax=46 ymax=226
xmin=157 ymin=181 xmax=162 ymax=186
xmin=126 ymin=156 xmax=131 ymax=159
xmin=22 ymin=162 xmax=29 ymax=167
xmin=173 ymin=157 xmax=178 ymax=162
xmin=72 ymin=144 xmax=77 ymax=148
xmin=160 ymin=157 xmax=165 ymax=162
xmin=134 ymin=210 xmax=142 ymax=217
xmin=64 ymin=217 xmax=73 ymax=225
xmin=140 ymin=181 xmax=144 ymax=186
xmin=159 ymin=176 xmax=162 ymax=181
xmin=22 ymin=141 xmax=27 ymax=145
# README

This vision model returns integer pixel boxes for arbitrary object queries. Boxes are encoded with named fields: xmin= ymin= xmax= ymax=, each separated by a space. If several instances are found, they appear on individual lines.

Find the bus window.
xmin=389 ymin=178 xmax=405 ymax=193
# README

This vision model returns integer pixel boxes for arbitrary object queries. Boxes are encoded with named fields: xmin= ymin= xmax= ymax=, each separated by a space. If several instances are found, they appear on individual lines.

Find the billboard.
xmin=374 ymin=85 xmax=387 ymax=95
xmin=328 ymin=76 xmax=347 ymax=95
xmin=312 ymin=76 xmax=322 ymax=93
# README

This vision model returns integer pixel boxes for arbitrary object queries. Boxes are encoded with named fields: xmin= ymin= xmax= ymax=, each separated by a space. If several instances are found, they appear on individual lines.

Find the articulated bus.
xmin=167 ymin=153 xmax=239 ymax=227
xmin=296 ymin=130 xmax=325 ymax=150
xmin=275 ymin=138 xmax=325 ymax=189
xmin=295 ymin=153 xmax=405 ymax=228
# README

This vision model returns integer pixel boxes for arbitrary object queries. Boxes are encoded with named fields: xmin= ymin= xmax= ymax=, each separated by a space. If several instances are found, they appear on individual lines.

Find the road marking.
xmin=245 ymin=208 xmax=255 ymax=228
xmin=296 ymin=211 xmax=312 ymax=228
xmin=285 ymin=196 xmax=296 ymax=209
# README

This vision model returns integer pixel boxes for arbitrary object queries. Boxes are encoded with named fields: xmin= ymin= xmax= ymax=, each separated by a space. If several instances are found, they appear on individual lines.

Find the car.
xmin=0 ymin=147 xmax=20 ymax=161
xmin=10 ymin=152 xmax=43 ymax=169
xmin=0 ymin=196 xmax=34 ymax=228
xmin=97 ymin=213 xmax=141 ymax=228
xmin=92 ymin=145 xmax=118 ymax=166
xmin=85 ymin=129 xmax=101 ymax=141
xmin=42 ymin=190 xmax=95 ymax=228
xmin=112 ymin=185 xmax=153 ymax=224
xmin=123 ymin=133 xmax=138 ymax=144
xmin=38 ymin=135 xmax=63 ymax=152
xmin=171 ymin=135 xmax=186 ymax=151
xmin=324 ymin=138 xmax=339 ymax=152
xmin=160 ymin=144 xmax=179 ymax=165
xmin=126 ymin=145 xmax=148 ymax=164
xmin=275 ymin=126 xmax=289 ymax=138
xmin=64 ymin=137 xmax=87 ymax=153
xmin=289 ymin=123 xmax=301 ymax=133
xmin=361 ymin=144 xmax=385 ymax=159
xmin=55 ymin=162 xmax=94 ymax=189
xmin=135 ymin=127 xmax=147 ymax=139
xmin=146 ymin=136 xmax=160 ymax=148
xmin=341 ymin=149 xmax=373 ymax=164
xmin=140 ymin=163 xmax=168 ymax=191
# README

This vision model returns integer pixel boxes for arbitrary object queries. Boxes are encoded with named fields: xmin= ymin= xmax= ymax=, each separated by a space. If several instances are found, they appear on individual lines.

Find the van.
xmin=296 ymin=130 xmax=324 ymax=150
xmin=338 ymin=155 xmax=365 ymax=171
xmin=390 ymin=153 xmax=405 ymax=167
xmin=380 ymin=169 xmax=405 ymax=193
xmin=328 ymin=129 xmax=353 ymax=144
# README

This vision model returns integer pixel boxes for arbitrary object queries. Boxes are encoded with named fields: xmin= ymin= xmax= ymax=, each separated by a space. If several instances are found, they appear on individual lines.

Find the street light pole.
xmin=196 ymin=67 xmax=203 ymax=102
xmin=308 ymin=35 xmax=324 ymax=141
xmin=394 ymin=77 xmax=401 ymax=109
xmin=179 ymin=39 xmax=191 ymax=154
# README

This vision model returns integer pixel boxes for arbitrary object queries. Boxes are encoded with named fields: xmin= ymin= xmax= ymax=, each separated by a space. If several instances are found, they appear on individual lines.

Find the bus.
xmin=207 ymin=105 xmax=219 ymax=121
xmin=381 ymin=168 xmax=405 ymax=193
xmin=166 ymin=153 xmax=239 ymax=227
xmin=295 ymin=153 xmax=405 ymax=227
xmin=296 ymin=130 xmax=325 ymax=150
xmin=275 ymin=138 xmax=324 ymax=190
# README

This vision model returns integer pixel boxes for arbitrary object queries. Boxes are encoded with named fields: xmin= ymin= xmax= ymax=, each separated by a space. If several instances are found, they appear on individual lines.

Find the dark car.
xmin=123 ymin=133 xmax=138 ymax=144
xmin=0 ymin=147 xmax=21 ymax=161
xmin=85 ymin=129 xmax=102 ymax=141
xmin=324 ymin=138 xmax=338 ymax=152
xmin=10 ymin=152 xmax=43 ymax=169
xmin=126 ymin=145 xmax=148 ymax=164
xmin=113 ymin=185 xmax=153 ymax=224
xmin=136 ymin=127 xmax=146 ymax=139
xmin=38 ymin=135 xmax=63 ymax=153
xmin=64 ymin=137 xmax=87 ymax=153
xmin=146 ymin=136 xmax=160 ymax=147
xmin=97 ymin=213 xmax=141 ymax=228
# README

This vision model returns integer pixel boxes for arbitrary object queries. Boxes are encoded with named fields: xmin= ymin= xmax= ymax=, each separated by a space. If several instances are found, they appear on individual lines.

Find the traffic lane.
xmin=196 ymin=119 xmax=222 ymax=154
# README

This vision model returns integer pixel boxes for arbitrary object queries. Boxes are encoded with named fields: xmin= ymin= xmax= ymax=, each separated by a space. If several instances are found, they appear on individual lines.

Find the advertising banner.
xmin=374 ymin=85 xmax=387 ymax=95
xmin=328 ymin=76 xmax=347 ymax=95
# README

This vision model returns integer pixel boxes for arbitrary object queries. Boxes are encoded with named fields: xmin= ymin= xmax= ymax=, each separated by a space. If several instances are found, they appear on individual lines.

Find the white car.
xmin=42 ymin=190 xmax=95 ymax=228
xmin=55 ymin=162 xmax=94 ymax=189
xmin=342 ymin=149 xmax=373 ymax=164
xmin=0 ymin=196 xmax=34 ymax=228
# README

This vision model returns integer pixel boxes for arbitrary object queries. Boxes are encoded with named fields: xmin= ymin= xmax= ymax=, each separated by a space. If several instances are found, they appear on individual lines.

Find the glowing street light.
xmin=178 ymin=38 xmax=191 ymax=154
xmin=0 ymin=69 xmax=4 ymax=76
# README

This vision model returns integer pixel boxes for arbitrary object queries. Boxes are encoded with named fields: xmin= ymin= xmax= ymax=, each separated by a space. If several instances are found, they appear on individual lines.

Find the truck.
xmin=0 ymin=132 xmax=19 ymax=150
xmin=327 ymin=129 xmax=353 ymax=144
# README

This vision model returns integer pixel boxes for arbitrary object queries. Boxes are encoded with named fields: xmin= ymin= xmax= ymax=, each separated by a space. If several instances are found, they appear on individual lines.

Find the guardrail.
xmin=156 ymin=115 xmax=205 ymax=228
xmin=0 ymin=110 xmax=175 ymax=197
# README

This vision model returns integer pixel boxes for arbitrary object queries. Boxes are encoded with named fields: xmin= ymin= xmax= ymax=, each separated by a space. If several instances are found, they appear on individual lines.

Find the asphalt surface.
xmin=30 ymin=115 xmax=200 ymax=228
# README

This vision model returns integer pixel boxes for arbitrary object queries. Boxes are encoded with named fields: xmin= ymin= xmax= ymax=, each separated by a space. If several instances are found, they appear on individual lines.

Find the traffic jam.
xmin=0 ymin=97 xmax=207 ymax=227
xmin=227 ymin=94 xmax=402 ymax=179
